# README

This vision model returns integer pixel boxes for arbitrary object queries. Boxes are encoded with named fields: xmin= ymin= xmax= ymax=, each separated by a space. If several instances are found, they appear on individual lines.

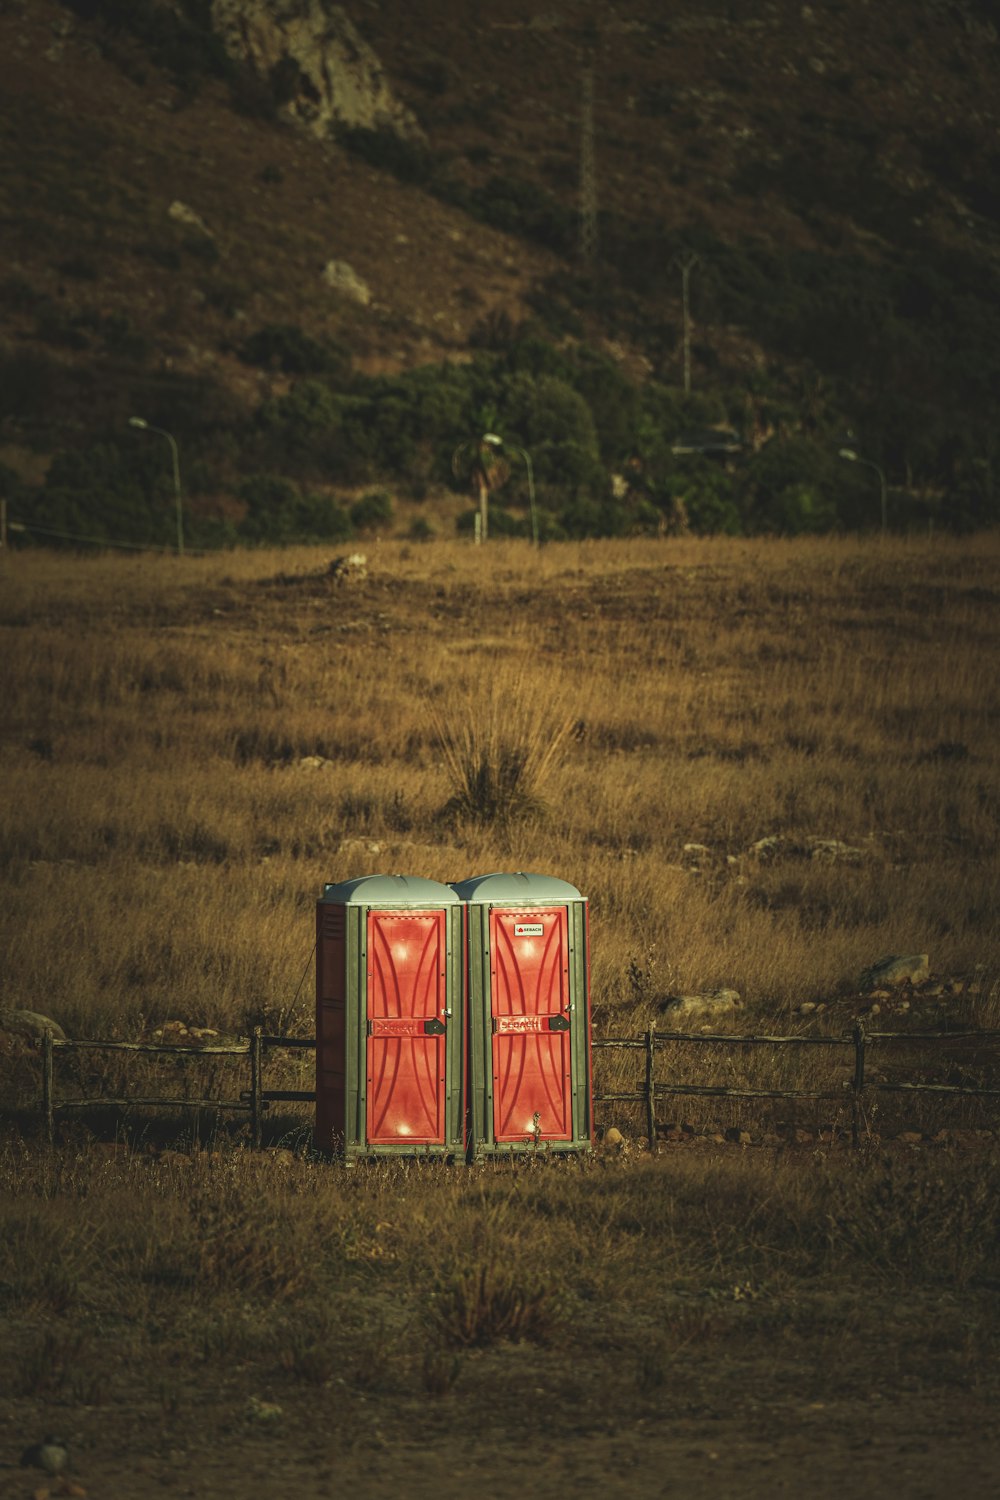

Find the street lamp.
xmin=129 ymin=417 xmax=184 ymax=556
xmin=483 ymin=433 xmax=539 ymax=547
xmin=839 ymin=448 xmax=887 ymax=534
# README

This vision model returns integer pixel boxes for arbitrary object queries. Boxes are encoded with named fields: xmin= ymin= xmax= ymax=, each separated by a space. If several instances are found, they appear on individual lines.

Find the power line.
xmin=8 ymin=519 xmax=180 ymax=552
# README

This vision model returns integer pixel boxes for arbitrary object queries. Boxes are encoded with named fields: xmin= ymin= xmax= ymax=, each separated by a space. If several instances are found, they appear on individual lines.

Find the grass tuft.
xmin=430 ymin=669 xmax=574 ymax=826
xmin=430 ymin=1258 xmax=562 ymax=1348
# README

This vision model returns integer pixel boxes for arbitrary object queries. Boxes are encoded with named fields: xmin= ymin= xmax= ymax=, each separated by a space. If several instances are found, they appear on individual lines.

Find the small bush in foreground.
xmin=430 ymin=1259 xmax=561 ymax=1348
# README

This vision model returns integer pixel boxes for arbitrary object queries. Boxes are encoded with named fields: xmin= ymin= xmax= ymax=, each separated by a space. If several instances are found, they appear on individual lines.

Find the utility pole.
xmin=579 ymin=64 xmax=598 ymax=264
xmin=673 ymin=251 xmax=699 ymax=396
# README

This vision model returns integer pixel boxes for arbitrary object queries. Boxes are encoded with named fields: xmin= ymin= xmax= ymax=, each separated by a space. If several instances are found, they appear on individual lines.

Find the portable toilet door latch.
xmin=366 ymin=1016 xmax=447 ymax=1036
xmin=490 ymin=1012 xmax=570 ymax=1034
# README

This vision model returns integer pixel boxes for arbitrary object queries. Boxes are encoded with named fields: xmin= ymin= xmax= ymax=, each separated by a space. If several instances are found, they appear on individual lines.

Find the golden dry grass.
xmin=1 ymin=532 xmax=998 ymax=1130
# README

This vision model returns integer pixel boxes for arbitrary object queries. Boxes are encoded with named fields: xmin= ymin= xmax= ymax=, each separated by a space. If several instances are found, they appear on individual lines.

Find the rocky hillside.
xmin=1 ymin=0 xmax=998 ymax=540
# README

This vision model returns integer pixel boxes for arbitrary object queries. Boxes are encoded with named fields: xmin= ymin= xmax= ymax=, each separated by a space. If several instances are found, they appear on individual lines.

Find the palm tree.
xmin=452 ymin=432 xmax=510 ymax=543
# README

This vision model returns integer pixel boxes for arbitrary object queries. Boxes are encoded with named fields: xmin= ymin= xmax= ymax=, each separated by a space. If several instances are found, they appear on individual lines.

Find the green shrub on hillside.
xmin=29 ymin=443 xmax=168 ymax=547
xmin=496 ymin=374 xmax=602 ymax=491
xmin=236 ymin=473 xmax=352 ymax=545
xmin=465 ymin=174 xmax=575 ymax=256
xmin=569 ymin=350 xmax=642 ymax=468
xmin=661 ymin=462 xmax=742 ymax=536
xmin=239 ymin=324 xmax=351 ymax=381
xmin=256 ymin=381 xmax=345 ymax=472
xmin=64 ymin=0 xmax=231 ymax=95
xmin=337 ymin=126 xmax=436 ymax=186
xmin=350 ymin=489 xmax=394 ymax=532
xmin=0 ymin=346 xmax=59 ymax=425
xmin=739 ymin=437 xmax=841 ymax=534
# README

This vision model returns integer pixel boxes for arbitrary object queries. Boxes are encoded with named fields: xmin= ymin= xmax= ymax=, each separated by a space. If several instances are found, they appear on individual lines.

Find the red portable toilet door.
xmin=489 ymin=907 xmax=572 ymax=1141
xmin=366 ymin=910 xmax=448 ymax=1145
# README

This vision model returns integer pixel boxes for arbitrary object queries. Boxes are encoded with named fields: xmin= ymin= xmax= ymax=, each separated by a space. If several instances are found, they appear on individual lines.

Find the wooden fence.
xmin=38 ymin=1030 xmax=310 ymax=1148
xmin=594 ymin=1024 xmax=1000 ymax=1145
xmin=35 ymin=1022 xmax=1000 ymax=1149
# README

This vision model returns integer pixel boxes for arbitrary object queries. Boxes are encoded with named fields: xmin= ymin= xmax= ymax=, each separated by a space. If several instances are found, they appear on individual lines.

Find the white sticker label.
xmin=514 ymin=923 xmax=544 ymax=937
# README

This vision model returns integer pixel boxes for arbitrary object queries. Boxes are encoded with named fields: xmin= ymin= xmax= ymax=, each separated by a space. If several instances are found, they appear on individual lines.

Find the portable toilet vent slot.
xmin=451 ymin=872 xmax=593 ymax=1159
xmin=315 ymin=875 xmax=464 ymax=1161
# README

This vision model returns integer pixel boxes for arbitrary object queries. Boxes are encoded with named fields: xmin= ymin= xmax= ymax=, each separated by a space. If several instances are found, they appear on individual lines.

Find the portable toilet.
xmin=315 ymin=875 xmax=464 ymax=1161
xmin=452 ymin=872 xmax=592 ymax=1158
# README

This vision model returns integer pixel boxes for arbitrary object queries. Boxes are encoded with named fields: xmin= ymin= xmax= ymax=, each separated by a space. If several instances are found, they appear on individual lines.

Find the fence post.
xmin=851 ymin=1019 xmax=866 ymax=1147
xmin=42 ymin=1030 xmax=55 ymax=1147
xmin=251 ymin=1027 xmax=263 ymax=1149
xmin=645 ymin=1026 xmax=657 ymax=1151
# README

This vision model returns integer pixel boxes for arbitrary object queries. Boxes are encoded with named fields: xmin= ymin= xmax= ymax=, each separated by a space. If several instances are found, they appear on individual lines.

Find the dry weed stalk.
xmin=430 ymin=670 xmax=575 ymax=826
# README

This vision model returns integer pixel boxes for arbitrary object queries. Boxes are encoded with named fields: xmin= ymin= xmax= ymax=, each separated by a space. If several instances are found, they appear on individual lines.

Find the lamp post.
xmin=839 ymin=448 xmax=887 ymax=534
xmin=483 ymin=433 xmax=539 ymax=546
xmin=672 ymin=251 xmax=699 ymax=397
xmin=130 ymin=417 xmax=184 ymax=556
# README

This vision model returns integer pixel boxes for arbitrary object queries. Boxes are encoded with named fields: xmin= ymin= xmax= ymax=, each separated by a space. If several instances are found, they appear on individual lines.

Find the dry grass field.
xmin=1 ymin=532 xmax=999 ymax=1497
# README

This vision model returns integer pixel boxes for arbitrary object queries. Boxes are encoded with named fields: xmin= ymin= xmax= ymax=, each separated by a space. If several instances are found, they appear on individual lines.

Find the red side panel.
xmin=366 ymin=910 xmax=447 ymax=1145
xmin=316 ymin=904 xmax=346 ymax=1148
xmin=490 ymin=908 xmax=571 ymax=1141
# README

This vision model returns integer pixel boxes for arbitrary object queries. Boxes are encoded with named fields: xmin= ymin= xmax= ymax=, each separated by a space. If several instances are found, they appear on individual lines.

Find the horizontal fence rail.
xmin=39 ymin=1029 xmax=309 ymax=1149
xmin=31 ymin=1022 xmax=1000 ymax=1149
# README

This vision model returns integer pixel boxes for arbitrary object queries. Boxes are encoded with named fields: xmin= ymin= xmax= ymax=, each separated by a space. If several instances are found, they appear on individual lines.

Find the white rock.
xmin=245 ymin=1395 xmax=284 ymax=1422
xmin=322 ymin=260 xmax=371 ymax=304
xmin=859 ymin=954 xmax=930 ymax=991
xmin=749 ymin=835 xmax=789 ymax=860
xmin=168 ymin=200 xmax=213 ymax=237
xmin=660 ymin=989 xmax=741 ymax=1019
xmin=327 ymin=551 xmax=368 ymax=581
xmin=807 ymin=838 xmax=865 ymax=863
xmin=0 ymin=1008 xmax=66 ymax=1042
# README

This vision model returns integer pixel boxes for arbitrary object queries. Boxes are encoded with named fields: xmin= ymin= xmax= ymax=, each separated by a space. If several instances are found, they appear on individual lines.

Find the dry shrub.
xmin=8 ymin=1328 xmax=92 ymax=1398
xmin=187 ymin=1176 xmax=316 ymax=1301
xmin=825 ymin=1154 xmax=1000 ymax=1287
xmin=430 ymin=1257 xmax=562 ymax=1347
xmin=421 ymin=1339 xmax=464 ymax=1395
xmin=0 ymin=1201 xmax=98 ymax=1314
xmin=430 ymin=667 xmax=574 ymax=826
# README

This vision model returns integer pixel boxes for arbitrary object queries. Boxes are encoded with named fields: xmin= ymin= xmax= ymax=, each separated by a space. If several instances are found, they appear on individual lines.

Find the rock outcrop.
xmin=658 ymin=988 xmax=741 ymax=1020
xmin=0 ymin=1007 xmax=67 ymax=1043
xmin=327 ymin=551 xmax=368 ymax=582
xmin=859 ymin=954 xmax=931 ymax=992
xmin=211 ymin=0 xmax=421 ymax=142
xmin=322 ymin=259 xmax=371 ymax=304
xmin=168 ymin=200 xmax=214 ymax=239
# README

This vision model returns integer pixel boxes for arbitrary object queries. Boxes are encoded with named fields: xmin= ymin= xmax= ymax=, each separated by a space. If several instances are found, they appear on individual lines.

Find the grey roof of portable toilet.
xmin=450 ymin=872 xmax=584 ymax=903
xmin=320 ymin=874 xmax=460 ymax=906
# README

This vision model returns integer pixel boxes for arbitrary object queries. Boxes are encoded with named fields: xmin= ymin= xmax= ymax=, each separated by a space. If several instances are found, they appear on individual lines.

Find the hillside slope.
xmin=1 ymin=0 xmax=999 ymax=539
